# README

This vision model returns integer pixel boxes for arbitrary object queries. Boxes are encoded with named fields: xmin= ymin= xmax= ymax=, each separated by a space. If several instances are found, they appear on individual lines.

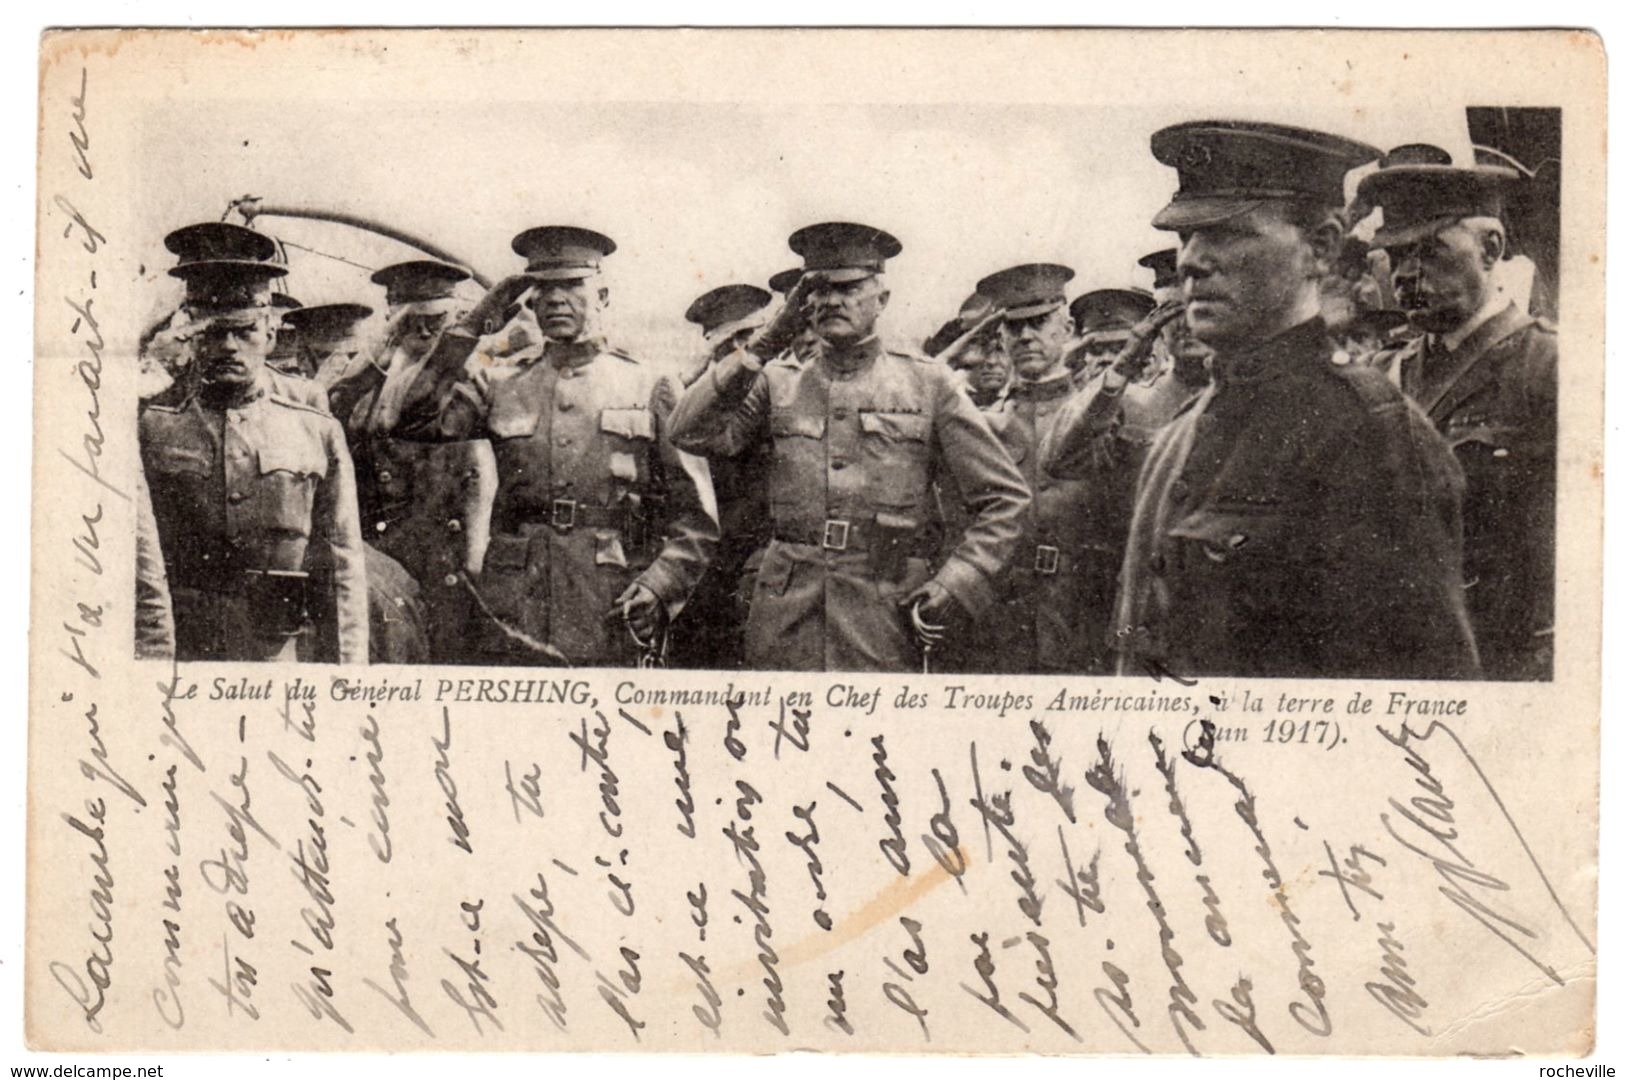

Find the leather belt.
xmin=1017 ymin=541 xmax=1115 ymax=576
xmin=773 ymin=518 xmax=931 ymax=556
xmin=507 ymin=497 xmax=626 ymax=533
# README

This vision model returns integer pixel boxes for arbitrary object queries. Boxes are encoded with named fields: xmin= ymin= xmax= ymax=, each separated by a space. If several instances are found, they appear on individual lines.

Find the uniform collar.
xmin=1213 ymin=316 xmax=1331 ymax=385
xmin=821 ymin=334 xmax=882 ymax=374
xmin=199 ymin=372 xmax=268 ymax=410
xmin=1437 ymin=294 xmax=1511 ymax=353
xmin=1010 ymin=368 xmax=1074 ymax=402
xmin=967 ymin=383 xmax=1009 ymax=409
xmin=1434 ymin=298 xmax=1521 ymax=357
xmin=543 ymin=337 xmax=602 ymax=370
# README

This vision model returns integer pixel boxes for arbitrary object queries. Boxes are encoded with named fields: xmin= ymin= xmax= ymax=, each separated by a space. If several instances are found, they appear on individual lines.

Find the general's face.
xmin=1000 ymin=307 xmax=1073 ymax=380
xmin=193 ymin=312 xmax=272 ymax=390
xmin=1177 ymin=203 xmax=1325 ymax=348
xmin=806 ymin=274 xmax=888 ymax=345
xmin=957 ymin=341 xmax=1011 ymax=395
xmin=1386 ymin=221 xmax=1495 ymax=336
xmin=528 ymin=278 xmax=601 ymax=342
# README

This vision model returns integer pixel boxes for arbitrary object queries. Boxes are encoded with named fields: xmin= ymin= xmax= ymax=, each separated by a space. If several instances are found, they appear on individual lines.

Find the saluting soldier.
xmin=395 ymin=226 xmax=718 ymax=667
xmin=1360 ymin=159 xmax=1557 ymax=679
xmin=266 ymin=293 xmax=305 ymax=375
xmin=1065 ymin=288 xmax=1155 ymax=385
xmin=259 ymin=291 xmax=334 ymax=410
xmin=1114 ymin=120 xmax=1479 ymax=679
xmin=329 ymin=260 xmax=498 ymax=662
xmin=668 ymin=222 xmax=1030 ymax=673
xmin=273 ymin=300 xmax=429 ymax=663
xmin=962 ymin=264 xmax=1117 ymax=673
xmin=767 ymin=268 xmax=823 ymax=363
xmin=139 ymin=222 xmax=367 ymax=662
xmin=669 ymin=284 xmax=776 ymax=668
xmin=282 ymin=302 xmax=375 ymax=390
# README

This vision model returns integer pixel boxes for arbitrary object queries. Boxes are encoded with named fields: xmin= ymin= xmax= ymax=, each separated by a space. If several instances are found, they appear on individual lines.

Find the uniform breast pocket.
xmin=600 ymin=408 xmax=655 ymax=485
xmin=254 ymin=444 xmax=327 ymax=534
xmin=487 ymin=386 xmax=543 ymax=440
xmin=768 ymin=410 xmax=826 ymax=510
xmin=146 ymin=444 xmax=213 ymax=479
xmin=859 ymin=410 xmax=931 ymax=510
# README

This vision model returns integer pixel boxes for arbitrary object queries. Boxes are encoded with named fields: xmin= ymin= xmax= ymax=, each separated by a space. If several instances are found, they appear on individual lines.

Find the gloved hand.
xmin=1109 ymin=299 xmax=1186 ymax=384
xmin=613 ymin=582 xmax=665 ymax=646
xmin=747 ymin=274 xmax=815 ymax=359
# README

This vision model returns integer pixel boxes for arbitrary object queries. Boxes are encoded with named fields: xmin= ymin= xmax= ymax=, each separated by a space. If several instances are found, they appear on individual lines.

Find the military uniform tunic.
xmin=1115 ymin=318 xmax=1478 ymax=679
xmin=401 ymin=336 xmax=718 ymax=667
xmin=945 ymin=371 xmax=1104 ymax=672
xmin=1039 ymin=367 xmax=1207 ymax=672
xmin=1373 ymin=302 xmax=1557 ymax=679
xmin=670 ymin=336 xmax=1031 ymax=673
xmin=667 ymin=362 xmax=773 ymax=669
xmin=139 ymin=382 xmax=368 ymax=663
xmin=332 ymin=360 xmax=497 ymax=663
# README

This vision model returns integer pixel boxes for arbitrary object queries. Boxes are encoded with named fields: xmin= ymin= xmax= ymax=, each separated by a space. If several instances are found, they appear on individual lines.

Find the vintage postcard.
xmin=26 ymin=28 xmax=1603 ymax=1055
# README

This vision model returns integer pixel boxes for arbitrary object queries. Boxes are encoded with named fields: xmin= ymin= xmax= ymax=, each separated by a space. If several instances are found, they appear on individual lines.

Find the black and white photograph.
xmin=130 ymin=59 xmax=1561 ymax=680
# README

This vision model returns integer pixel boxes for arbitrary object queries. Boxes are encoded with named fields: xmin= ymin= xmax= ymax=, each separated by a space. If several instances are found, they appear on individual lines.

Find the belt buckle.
xmin=551 ymin=497 xmax=577 ymax=532
xmin=1035 ymin=545 xmax=1061 ymax=575
xmin=822 ymin=519 xmax=851 ymax=551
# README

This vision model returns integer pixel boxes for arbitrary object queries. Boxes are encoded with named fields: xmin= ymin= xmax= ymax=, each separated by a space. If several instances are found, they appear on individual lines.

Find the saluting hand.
xmin=937 ymin=307 xmax=1006 ymax=366
xmin=1110 ymin=299 xmax=1186 ymax=383
xmin=460 ymin=274 xmax=536 ymax=338
xmin=748 ymin=274 xmax=815 ymax=359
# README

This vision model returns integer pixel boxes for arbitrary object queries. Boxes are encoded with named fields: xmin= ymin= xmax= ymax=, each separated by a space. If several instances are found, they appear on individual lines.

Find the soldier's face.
xmin=1177 ymin=203 xmax=1332 ymax=348
xmin=397 ymin=310 xmax=449 ymax=360
xmin=1001 ymin=308 xmax=1074 ymax=378
xmin=806 ymin=274 xmax=888 ymax=344
xmin=957 ymin=342 xmax=1010 ymax=395
xmin=194 ymin=313 xmax=271 ymax=389
xmin=1071 ymin=330 xmax=1130 ymax=372
xmin=529 ymin=279 xmax=603 ymax=342
xmin=1387 ymin=222 xmax=1496 ymax=335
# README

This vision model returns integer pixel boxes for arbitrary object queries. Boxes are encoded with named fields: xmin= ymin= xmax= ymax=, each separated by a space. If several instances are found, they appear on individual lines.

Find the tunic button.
xmin=832 ymin=460 xmax=847 ymax=471
xmin=228 ymin=491 xmax=246 ymax=504
xmin=378 ymin=470 xmax=393 ymax=483
xmin=557 ymin=436 xmax=572 ymax=447
xmin=559 ymin=399 xmax=574 ymax=411
xmin=447 ymin=518 xmax=462 ymax=532
xmin=444 ymin=573 xmax=460 ymax=587
xmin=376 ymin=521 xmax=388 ymax=533
xmin=832 ymin=408 xmax=849 ymax=421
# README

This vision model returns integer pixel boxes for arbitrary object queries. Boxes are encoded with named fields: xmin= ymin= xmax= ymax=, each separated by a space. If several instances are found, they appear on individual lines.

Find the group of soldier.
xmin=133 ymin=117 xmax=1556 ymax=680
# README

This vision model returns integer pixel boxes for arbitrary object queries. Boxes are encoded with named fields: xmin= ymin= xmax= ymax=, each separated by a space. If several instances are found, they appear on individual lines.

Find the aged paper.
xmin=26 ymin=28 xmax=1602 ymax=1056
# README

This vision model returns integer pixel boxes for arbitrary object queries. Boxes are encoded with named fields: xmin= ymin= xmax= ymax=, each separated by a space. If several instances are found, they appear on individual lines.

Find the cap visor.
xmin=524 ymin=267 xmax=599 ymax=282
xmin=703 ymin=313 xmax=767 ymax=345
xmin=169 ymin=259 xmax=289 ymax=281
xmin=807 ymin=267 xmax=876 ymax=284
xmin=1003 ymin=299 xmax=1065 ymax=320
xmin=1151 ymin=196 xmax=1264 ymax=232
